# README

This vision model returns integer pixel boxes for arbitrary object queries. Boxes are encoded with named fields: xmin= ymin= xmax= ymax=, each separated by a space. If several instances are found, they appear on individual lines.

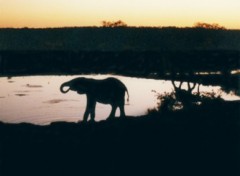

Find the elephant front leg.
xmin=83 ymin=109 xmax=90 ymax=122
xmin=83 ymin=97 xmax=96 ymax=122
xmin=89 ymin=102 xmax=96 ymax=122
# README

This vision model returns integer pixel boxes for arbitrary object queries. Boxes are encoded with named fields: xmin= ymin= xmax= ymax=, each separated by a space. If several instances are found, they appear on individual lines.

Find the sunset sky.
xmin=1 ymin=0 xmax=240 ymax=29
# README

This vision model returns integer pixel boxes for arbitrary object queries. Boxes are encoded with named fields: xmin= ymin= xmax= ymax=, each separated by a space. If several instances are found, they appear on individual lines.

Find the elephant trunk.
xmin=60 ymin=82 xmax=71 ymax=93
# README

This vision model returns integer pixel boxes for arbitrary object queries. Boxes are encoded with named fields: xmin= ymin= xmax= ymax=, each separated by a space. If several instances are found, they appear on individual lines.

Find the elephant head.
xmin=60 ymin=78 xmax=88 ymax=94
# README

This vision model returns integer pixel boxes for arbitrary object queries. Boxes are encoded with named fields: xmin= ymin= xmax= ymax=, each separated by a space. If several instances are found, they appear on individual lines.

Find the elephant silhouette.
xmin=60 ymin=77 xmax=129 ymax=122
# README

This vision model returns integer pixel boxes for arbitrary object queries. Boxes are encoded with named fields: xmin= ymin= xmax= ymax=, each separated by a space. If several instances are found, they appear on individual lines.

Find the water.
xmin=0 ymin=74 xmax=239 ymax=125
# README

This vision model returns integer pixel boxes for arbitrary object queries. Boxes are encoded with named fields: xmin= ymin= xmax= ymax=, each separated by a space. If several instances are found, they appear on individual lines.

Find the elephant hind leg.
xmin=108 ymin=105 xmax=117 ymax=119
xmin=119 ymin=105 xmax=126 ymax=118
xmin=119 ymin=97 xmax=126 ymax=118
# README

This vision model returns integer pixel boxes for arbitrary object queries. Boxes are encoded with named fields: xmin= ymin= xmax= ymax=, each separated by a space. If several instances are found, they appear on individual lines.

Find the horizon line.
xmin=1 ymin=25 xmax=239 ymax=30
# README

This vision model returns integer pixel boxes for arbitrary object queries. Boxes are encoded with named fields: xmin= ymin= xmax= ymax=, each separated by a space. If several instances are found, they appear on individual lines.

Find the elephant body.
xmin=60 ymin=77 xmax=129 ymax=122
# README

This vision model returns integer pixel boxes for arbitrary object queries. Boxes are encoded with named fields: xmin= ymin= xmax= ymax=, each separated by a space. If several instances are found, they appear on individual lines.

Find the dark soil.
xmin=0 ymin=100 xmax=239 ymax=176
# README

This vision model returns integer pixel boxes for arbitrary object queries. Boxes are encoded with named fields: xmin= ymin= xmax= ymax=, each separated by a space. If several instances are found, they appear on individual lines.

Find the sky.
xmin=1 ymin=0 xmax=240 ymax=29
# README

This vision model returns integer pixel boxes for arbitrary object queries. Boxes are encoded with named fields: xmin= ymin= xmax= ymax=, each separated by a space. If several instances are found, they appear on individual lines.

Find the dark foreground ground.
xmin=0 ymin=100 xmax=239 ymax=176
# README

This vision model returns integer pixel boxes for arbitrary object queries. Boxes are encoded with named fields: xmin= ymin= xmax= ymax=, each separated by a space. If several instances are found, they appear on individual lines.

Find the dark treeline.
xmin=0 ymin=27 xmax=240 ymax=51
xmin=0 ymin=50 xmax=239 ymax=76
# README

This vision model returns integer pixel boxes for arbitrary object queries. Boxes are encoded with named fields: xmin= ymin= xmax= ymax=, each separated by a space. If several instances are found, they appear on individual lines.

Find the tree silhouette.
xmin=101 ymin=20 xmax=127 ymax=27
xmin=194 ymin=22 xmax=226 ymax=30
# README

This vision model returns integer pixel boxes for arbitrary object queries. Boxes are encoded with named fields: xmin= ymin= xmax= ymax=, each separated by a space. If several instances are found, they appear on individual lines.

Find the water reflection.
xmin=43 ymin=99 xmax=78 ymax=104
xmin=0 ymin=75 xmax=239 ymax=125
xmin=15 ymin=94 xmax=28 ymax=97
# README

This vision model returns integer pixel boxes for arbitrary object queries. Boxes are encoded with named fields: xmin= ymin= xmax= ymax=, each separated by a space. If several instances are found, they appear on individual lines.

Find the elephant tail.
xmin=125 ymin=87 xmax=129 ymax=103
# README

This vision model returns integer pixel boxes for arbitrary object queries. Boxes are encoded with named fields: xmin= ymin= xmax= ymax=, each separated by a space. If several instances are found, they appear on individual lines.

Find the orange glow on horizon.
xmin=1 ymin=0 xmax=240 ymax=29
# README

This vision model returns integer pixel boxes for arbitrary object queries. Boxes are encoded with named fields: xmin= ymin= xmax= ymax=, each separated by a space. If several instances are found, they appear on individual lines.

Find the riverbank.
xmin=0 ymin=100 xmax=239 ymax=176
